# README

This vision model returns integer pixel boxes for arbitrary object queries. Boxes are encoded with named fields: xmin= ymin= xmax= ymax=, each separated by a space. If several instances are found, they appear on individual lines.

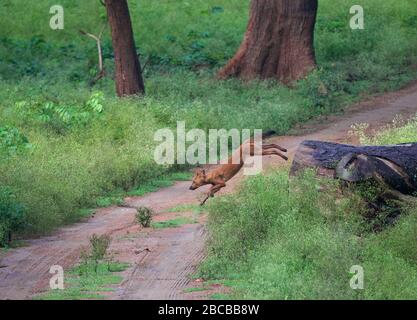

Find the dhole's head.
xmin=189 ymin=169 xmax=207 ymax=190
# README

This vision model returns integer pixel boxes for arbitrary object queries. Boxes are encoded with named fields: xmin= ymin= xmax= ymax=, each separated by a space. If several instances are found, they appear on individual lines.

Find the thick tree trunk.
xmin=218 ymin=0 xmax=318 ymax=83
xmin=290 ymin=140 xmax=417 ymax=195
xmin=105 ymin=0 xmax=145 ymax=96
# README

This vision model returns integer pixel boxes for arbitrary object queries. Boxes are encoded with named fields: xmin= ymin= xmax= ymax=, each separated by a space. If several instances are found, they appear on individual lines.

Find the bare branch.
xmin=79 ymin=26 xmax=107 ymax=86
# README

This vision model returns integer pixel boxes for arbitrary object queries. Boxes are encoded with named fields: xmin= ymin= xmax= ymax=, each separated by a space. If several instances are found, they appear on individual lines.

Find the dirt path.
xmin=269 ymin=81 xmax=417 ymax=163
xmin=0 ymin=83 xmax=416 ymax=300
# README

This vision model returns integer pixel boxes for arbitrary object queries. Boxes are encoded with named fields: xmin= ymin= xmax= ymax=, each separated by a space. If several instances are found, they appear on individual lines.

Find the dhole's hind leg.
xmin=247 ymin=143 xmax=287 ymax=155
xmin=261 ymin=143 xmax=287 ymax=152
xmin=262 ymin=149 xmax=288 ymax=160
xmin=247 ymin=142 xmax=288 ymax=160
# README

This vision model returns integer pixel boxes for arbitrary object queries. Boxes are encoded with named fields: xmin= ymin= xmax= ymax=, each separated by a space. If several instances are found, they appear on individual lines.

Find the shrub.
xmin=0 ymin=126 xmax=31 ymax=155
xmin=14 ymin=92 xmax=104 ymax=134
xmin=89 ymin=233 xmax=111 ymax=262
xmin=78 ymin=233 xmax=112 ymax=274
xmin=0 ymin=186 xmax=26 ymax=246
xmin=136 ymin=207 xmax=154 ymax=228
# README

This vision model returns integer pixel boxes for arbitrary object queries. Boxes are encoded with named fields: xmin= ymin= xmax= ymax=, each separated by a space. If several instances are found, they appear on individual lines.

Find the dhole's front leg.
xmin=200 ymin=181 xmax=226 ymax=206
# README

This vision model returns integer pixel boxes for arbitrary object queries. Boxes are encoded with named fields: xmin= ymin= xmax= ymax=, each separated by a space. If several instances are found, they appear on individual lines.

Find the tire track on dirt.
xmin=109 ymin=206 xmax=208 ymax=300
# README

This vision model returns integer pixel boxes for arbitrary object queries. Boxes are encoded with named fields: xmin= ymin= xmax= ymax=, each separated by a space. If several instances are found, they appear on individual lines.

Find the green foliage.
xmin=183 ymin=286 xmax=209 ymax=293
xmin=0 ymin=126 xmax=31 ymax=155
xmin=151 ymin=217 xmax=196 ymax=229
xmin=89 ymin=234 xmax=111 ymax=262
xmin=199 ymin=170 xmax=417 ymax=299
xmin=164 ymin=204 xmax=203 ymax=215
xmin=136 ymin=207 xmax=154 ymax=228
xmin=0 ymin=87 xmax=176 ymax=233
xmin=14 ymin=92 xmax=104 ymax=134
xmin=0 ymin=186 xmax=26 ymax=246
xmin=1 ymin=0 xmax=415 ymax=82
xmin=77 ymin=233 xmax=112 ymax=275
xmin=95 ymin=195 xmax=123 ymax=208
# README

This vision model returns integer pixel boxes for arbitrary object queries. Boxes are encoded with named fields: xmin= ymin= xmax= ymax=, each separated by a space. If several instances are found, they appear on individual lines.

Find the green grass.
xmin=77 ymin=208 xmax=95 ymax=218
xmin=151 ymin=217 xmax=196 ymax=229
xmin=95 ymin=195 xmax=124 ymax=208
xmin=0 ymin=0 xmax=416 ymax=237
xmin=127 ymin=172 xmax=192 ymax=197
xmin=352 ymin=115 xmax=417 ymax=145
xmin=183 ymin=286 xmax=210 ymax=293
xmin=164 ymin=204 xmax=204 ymax=215
xmin=199 ymin=169 xmax=417 ymax=299
xmin=36 ymin=261 xmax=129 ymax=300
xmin=94 ymin=171 xmax=193 ymax=207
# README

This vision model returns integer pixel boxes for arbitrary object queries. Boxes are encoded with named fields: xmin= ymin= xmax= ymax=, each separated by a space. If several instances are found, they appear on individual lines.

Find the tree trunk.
xmin=218 ymin=0 xmax=318 ymax=84
xmin=290 ymin=140 xmax=417 ymax=195
xmin=105 ymin=0 xmax=145 ymax=96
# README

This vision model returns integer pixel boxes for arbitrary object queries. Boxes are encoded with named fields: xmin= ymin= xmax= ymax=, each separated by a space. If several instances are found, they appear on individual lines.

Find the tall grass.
xmin=200 ymin=169 xmax=417 ymax=299
xmin=0 ymin=91 xmax=165 ymax=233
xmin=200 ymin=118 xmax=417 ymax=299
xmin=353 ymin=115 xmax=417 ymax=145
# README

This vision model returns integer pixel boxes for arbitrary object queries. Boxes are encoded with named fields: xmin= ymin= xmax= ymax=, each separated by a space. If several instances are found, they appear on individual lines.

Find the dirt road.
xmin=0 ymin=82 xmax=416 ymax=300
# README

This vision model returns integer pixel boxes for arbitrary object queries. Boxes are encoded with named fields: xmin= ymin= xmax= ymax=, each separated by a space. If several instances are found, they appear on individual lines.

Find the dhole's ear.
xmin=195 ymin=168 xmax=206 ymax=176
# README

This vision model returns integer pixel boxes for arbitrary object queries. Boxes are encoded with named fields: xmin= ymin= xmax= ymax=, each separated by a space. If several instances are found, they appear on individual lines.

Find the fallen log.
xmin=290 ymin=140 xmax=417 ymax=195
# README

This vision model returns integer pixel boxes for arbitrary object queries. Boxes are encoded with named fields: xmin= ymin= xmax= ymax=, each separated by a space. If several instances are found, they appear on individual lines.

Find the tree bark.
xmin=218 ymin=0 xmax=318 ymax=84
xmin=290 ymin=140 xmax=417 ymax=195
xmin=105 ymin=0 xmax=145 ymax=96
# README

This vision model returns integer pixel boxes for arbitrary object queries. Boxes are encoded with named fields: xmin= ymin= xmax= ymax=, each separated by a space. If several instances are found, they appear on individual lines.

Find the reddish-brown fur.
xmin=190 ymin=136 xmax=287 ymax=205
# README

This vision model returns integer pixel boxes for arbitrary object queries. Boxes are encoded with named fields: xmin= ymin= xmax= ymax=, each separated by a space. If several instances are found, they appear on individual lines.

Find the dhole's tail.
xmin=262 ymin=130 xmax=276 ymax=139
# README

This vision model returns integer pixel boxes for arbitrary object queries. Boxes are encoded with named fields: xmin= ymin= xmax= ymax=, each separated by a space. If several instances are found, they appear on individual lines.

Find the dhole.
xmin=189 ymin=130 xmax=287 ymax=205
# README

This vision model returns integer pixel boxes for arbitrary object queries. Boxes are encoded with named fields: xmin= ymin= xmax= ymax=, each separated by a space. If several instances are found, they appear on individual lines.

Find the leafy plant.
xmin=41 ymin=92 xmax=104 ymax=128
xmin=85 ymin=91 xmax=104 ymax=113
xmin=15 ymin=92 xmax=105 ymax=134
xmin=151 ymin=217 xmax=195 ymax=229
xmin=0 ymin=126 xmax=31 ymax=155
xmin=90 ymin=234 xmax=111 ymax=261
xmin=136 ymin=207 xmax=153 ymax=228
xmin=79 ymin=234 xmax=111 ymax=274
xmin=200 ymin=169 xmax=417 ymax=299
